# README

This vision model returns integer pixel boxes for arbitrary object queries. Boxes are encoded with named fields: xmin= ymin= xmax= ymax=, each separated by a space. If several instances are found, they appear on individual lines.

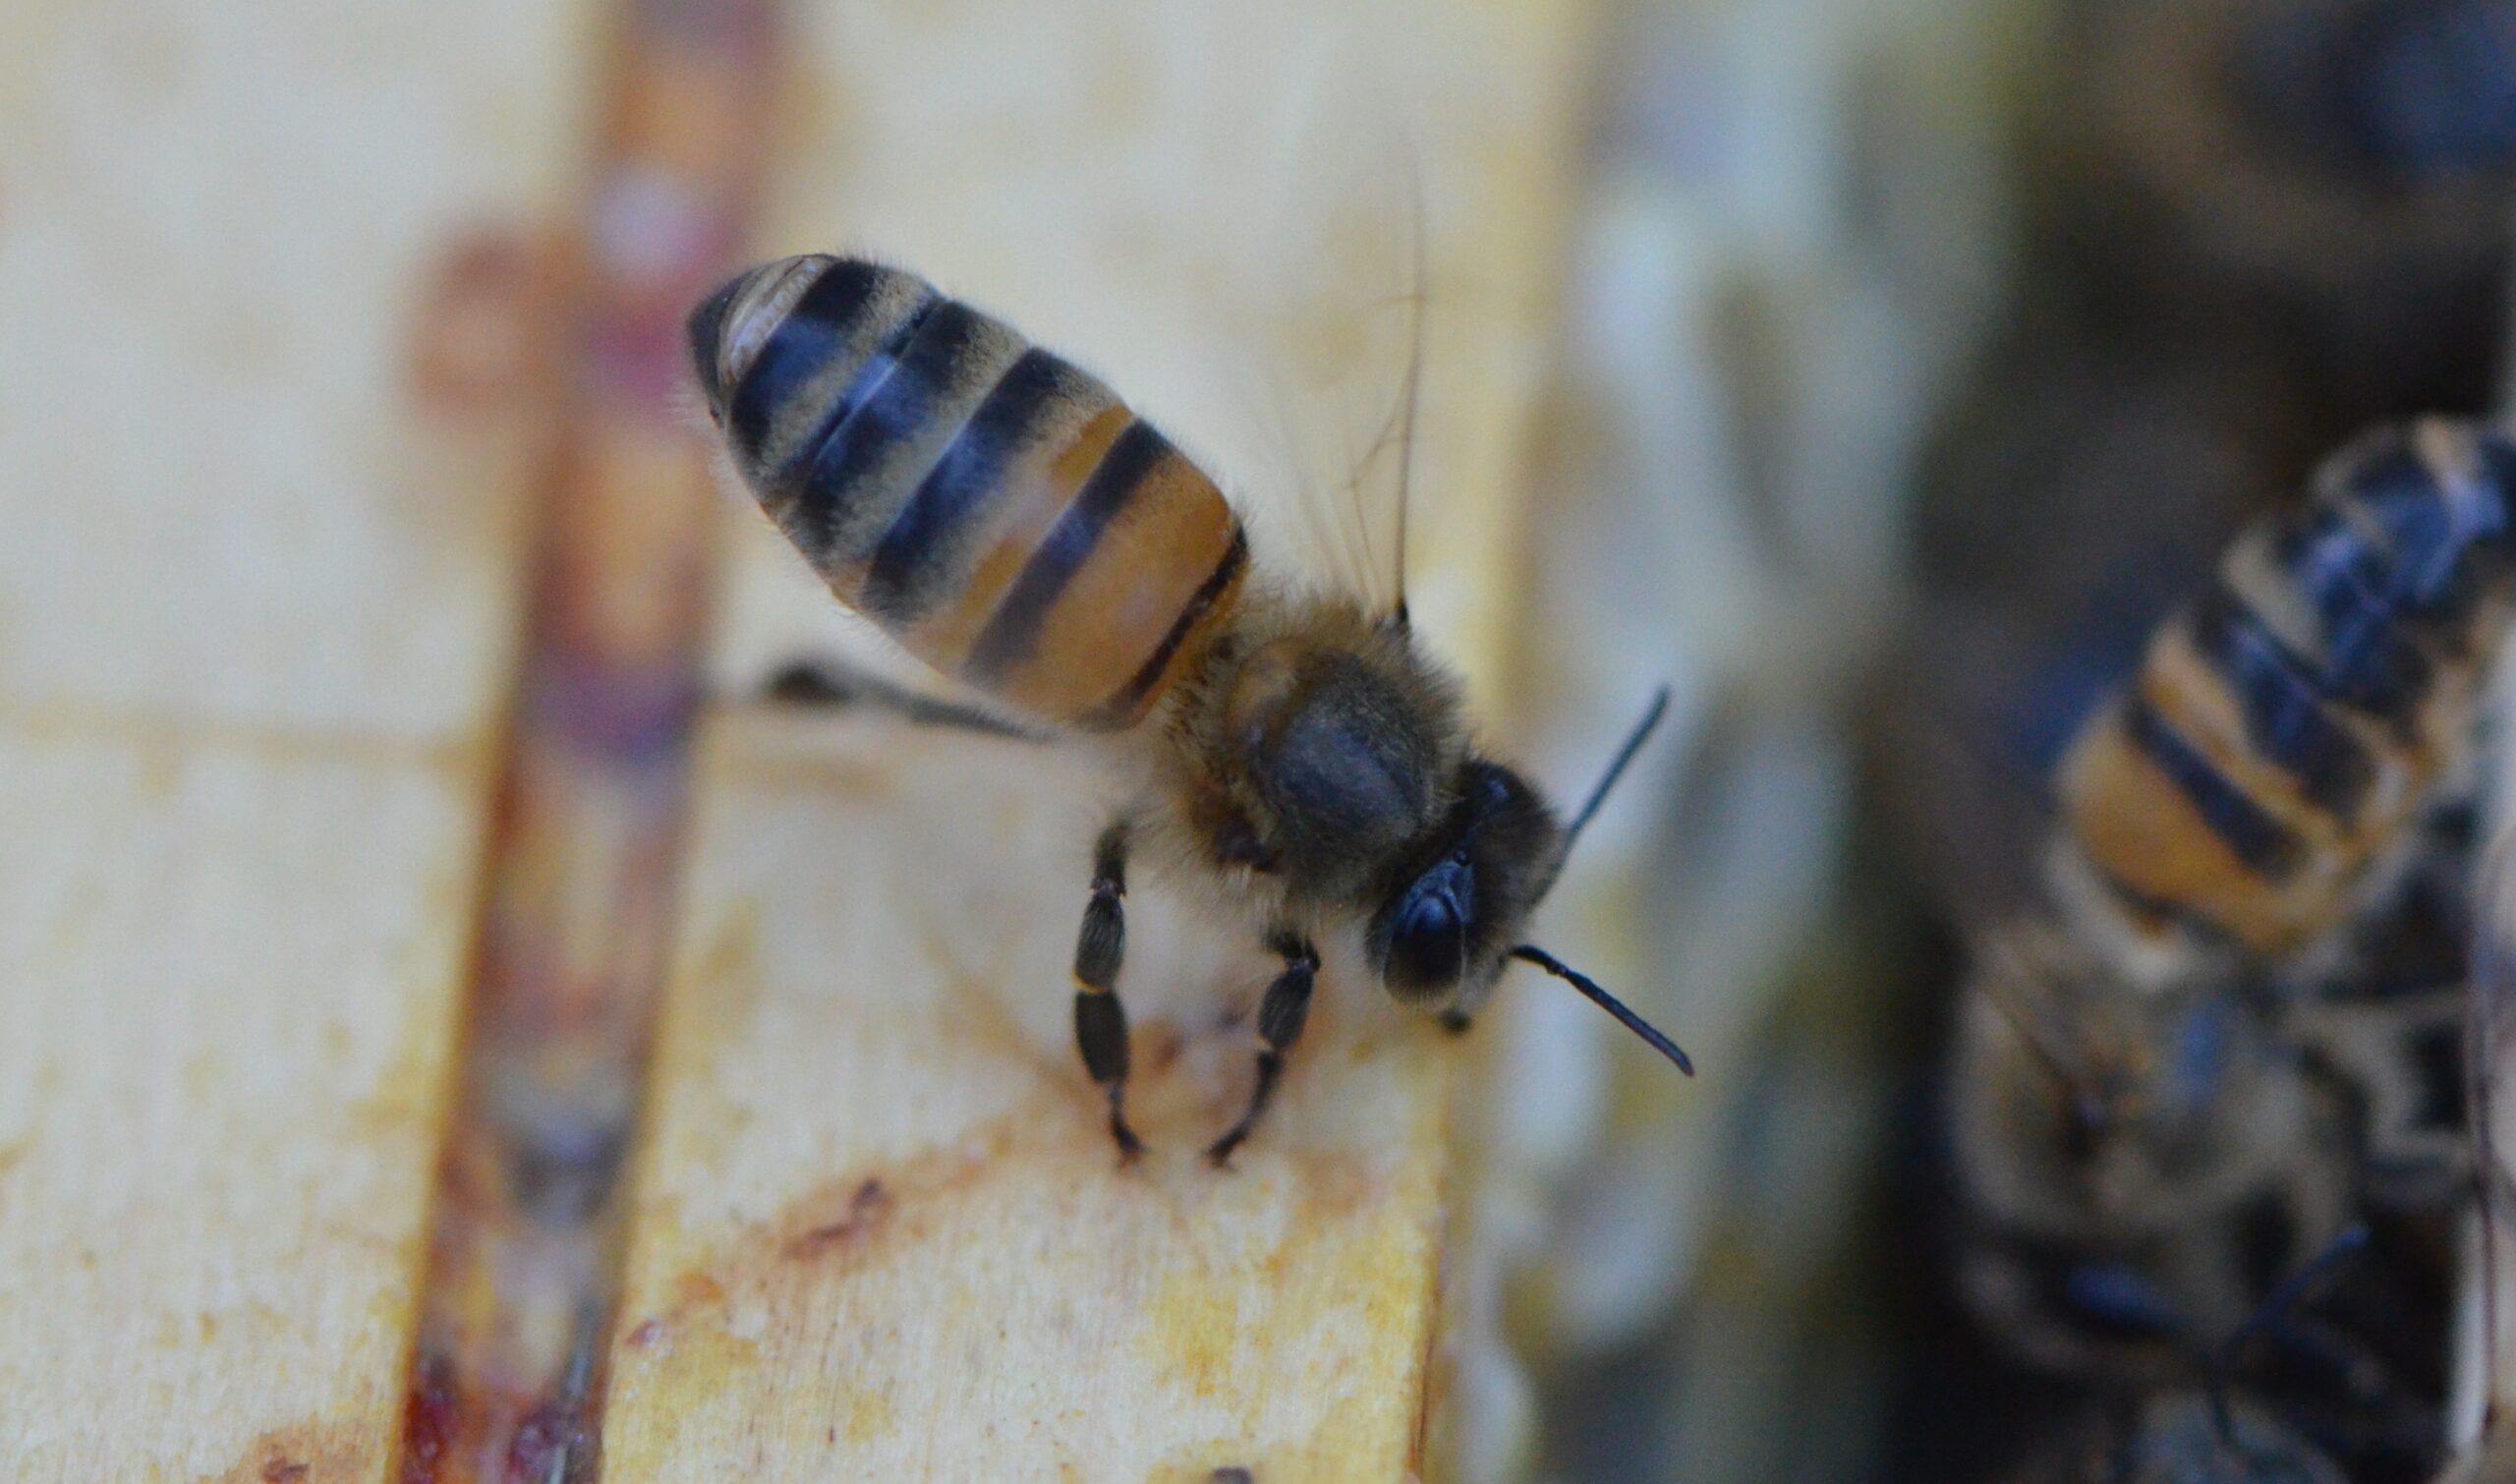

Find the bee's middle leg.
xmin=1207 ymin=929 xmax=1318 ymax=1168
xmin=1071 ymin=819 xmax=1144 ymax=1163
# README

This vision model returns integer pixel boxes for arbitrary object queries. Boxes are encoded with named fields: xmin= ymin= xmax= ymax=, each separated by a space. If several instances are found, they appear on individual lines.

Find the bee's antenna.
xmin=2049 ymin=1226 xmax=2370 ymax=1453
xmin=2226 ymin=1225 xmax=2372 ymax=1360
xmin=2199 ymin=1223 xmax=2373 ymax=1448
xmin=1388 ymin=152 xmax=1424 ymax=633
xmin=1564 ymin=687 xmax=1673 ymax=853
xmin=1509 ymin=944 xmax=1693 ymax=1075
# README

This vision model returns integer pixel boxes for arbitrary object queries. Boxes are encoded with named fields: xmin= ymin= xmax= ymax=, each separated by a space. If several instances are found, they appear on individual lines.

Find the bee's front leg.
xmin=1206 ymin=929 xmax=1318 ymax=1168
xmin=1071 ymin=819 xmax=1144 ymax=1163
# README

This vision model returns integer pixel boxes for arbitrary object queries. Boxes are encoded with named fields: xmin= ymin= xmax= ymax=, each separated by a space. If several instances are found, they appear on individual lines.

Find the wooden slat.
xmin=0 ymin=725 xmax=483 ymax=1481
xmin=608 ymin=718 xmax=1454 ymax=1477
xmin=609 ymin=1 xmax=1595 ymax=1474
xmin=0 ymin=1 xmax=584 ymax=1476
xmin=0 ymin=0 xmax=581 ymax=739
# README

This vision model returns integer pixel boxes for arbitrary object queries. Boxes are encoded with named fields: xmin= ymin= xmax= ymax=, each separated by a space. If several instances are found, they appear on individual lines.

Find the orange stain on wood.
xmin=214 ymin=1416 xmax=374 ymax=1484
xmin=781 ymin=1178 xmax=895 ymax=1262
xmin=406 ymin=227 xmax=563 ymax=417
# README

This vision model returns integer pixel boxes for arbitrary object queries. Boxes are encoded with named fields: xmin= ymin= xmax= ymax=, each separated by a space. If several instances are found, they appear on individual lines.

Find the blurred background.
xmin=5 ymin=0 xmax=2514 ymax=1479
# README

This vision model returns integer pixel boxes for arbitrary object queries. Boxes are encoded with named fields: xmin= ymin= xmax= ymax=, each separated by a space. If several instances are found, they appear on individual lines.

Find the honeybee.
xmin=2041 ymin=418 xmax=2516 ymax=978
xmin=1945 ymin=420 xmax=2514 ymax=1481
xmin=686 ymin=254 xmax=1690 ymax=1163
xmin=1979 ymin=1190 xmax=2463 ymax=1482
xmin=1972 ymin=1180 xmax=2447 ymax=1480
xmin=1950 ymin=924 xmax=2355 ymax=1381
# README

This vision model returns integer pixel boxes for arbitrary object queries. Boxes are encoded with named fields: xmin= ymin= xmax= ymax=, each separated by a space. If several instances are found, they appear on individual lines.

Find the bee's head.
xmin=1961 ymin=926 xmax=2299 ymax=1227
xmin=1365 ymin=758 xmax=1561 ymax=1013
xmin=1367 ymin=691 xmax=1693 ymax=1075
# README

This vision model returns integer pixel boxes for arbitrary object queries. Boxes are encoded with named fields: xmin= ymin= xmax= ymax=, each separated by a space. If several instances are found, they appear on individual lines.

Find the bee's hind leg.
xmin=1072 ymin=820 xmax=1146 ymax=1163
xmin=760 ymin=656 xmax=1048 ymax=742
xmin=1206 ymin=929 xmax=1318 ymax=1168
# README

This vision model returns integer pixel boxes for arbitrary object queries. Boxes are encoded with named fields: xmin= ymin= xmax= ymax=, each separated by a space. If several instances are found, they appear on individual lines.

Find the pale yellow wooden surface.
xmin=0 ymin=727 xmax=479 ymax=1480
xmin=611 ymin=1 xmax=1594 ymax=1476
xmin=607 ymin=717 xmax=1454 ymax=1478
xmin=0 ymin=1 xmax=586 ymax=1476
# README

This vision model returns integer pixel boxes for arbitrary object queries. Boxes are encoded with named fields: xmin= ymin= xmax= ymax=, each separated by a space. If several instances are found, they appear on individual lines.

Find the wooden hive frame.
xmin=0 ymin=0 xmax=1599 ymax=1477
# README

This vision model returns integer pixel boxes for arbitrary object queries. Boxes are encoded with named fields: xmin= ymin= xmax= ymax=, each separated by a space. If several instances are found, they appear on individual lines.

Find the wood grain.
xmin=609 ymin=1 xmax=1596 ymax=1475
xmin=0 ymin=727 xmax=486 ymax=1482
xmin=0 ymin=0 xmax=582 ymax=739
xmin=0 ymin=0 xmax=582 ymax=1476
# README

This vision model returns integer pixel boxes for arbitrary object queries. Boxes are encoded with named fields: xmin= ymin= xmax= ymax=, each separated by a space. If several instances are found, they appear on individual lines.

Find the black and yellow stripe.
xmin=2058 ymin=418 xmax=2516 ymax=955
xmin=692 ymin=255 xmax=1248 ymax=731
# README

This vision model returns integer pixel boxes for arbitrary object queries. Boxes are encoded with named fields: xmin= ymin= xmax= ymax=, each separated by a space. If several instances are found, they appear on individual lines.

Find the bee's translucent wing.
xmin=1312 ymin=172 xmax=1421 ymax=628
xmin=710 ymin=96 xmax=1438 ymax=702
xmin=1181 ymin=145 xmax=1429 ymax=627
xmin=1246 ymin=249 xmax=1417 ymax=626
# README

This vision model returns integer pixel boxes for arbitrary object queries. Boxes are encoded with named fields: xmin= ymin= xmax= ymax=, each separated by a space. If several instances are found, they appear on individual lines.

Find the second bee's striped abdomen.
xmin=2057 ymin=419 xmax=2516 ymax=956
xmin=693 ymin=255 xmax=1248 ymax=730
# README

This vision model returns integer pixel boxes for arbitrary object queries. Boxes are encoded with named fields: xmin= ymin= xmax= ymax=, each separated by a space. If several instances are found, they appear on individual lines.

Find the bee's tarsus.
xmin=1204 ymin=1124 xmax=1248 ymax=1170
xmin=1074 ymin=820 xmax=1142 ymax=1164
xmin=1207 ymin=935 xmax=1318 ymax=1164
xmin=1109 ymin=1098 xmax=1146 ymax=1166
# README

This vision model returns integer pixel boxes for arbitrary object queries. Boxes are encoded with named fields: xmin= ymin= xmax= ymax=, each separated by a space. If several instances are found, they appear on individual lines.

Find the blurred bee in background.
xmin=2040 ymin=420 xmax=2513 ymax=970
xmin=1872 ymin=1 xmax=2516 ymax=1479
xmin=1952 ymin=959 xmax=2456 ymax=1475
xmin=1994 ymin=1226 xmax=2409 ymax=1484
xmin=1949 ymin=931 xmax=2350 ymax=1381
xmin=685 ymin=254 xmax=1690 ymax=1164
xmin=1936 ymin=418 xmax=2516 ymax=1479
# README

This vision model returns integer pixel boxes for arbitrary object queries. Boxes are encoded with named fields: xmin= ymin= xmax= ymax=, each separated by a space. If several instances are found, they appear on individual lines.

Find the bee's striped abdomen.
xmin=2057 ymin=419 xmax=2516 ymax=956
xmin=691 ymin=255 xmax=1248 ymax=731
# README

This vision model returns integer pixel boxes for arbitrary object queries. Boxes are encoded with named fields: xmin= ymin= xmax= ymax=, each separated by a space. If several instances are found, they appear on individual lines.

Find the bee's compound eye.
xmin=1383 ymin=881 xmax=1466 ymax=999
